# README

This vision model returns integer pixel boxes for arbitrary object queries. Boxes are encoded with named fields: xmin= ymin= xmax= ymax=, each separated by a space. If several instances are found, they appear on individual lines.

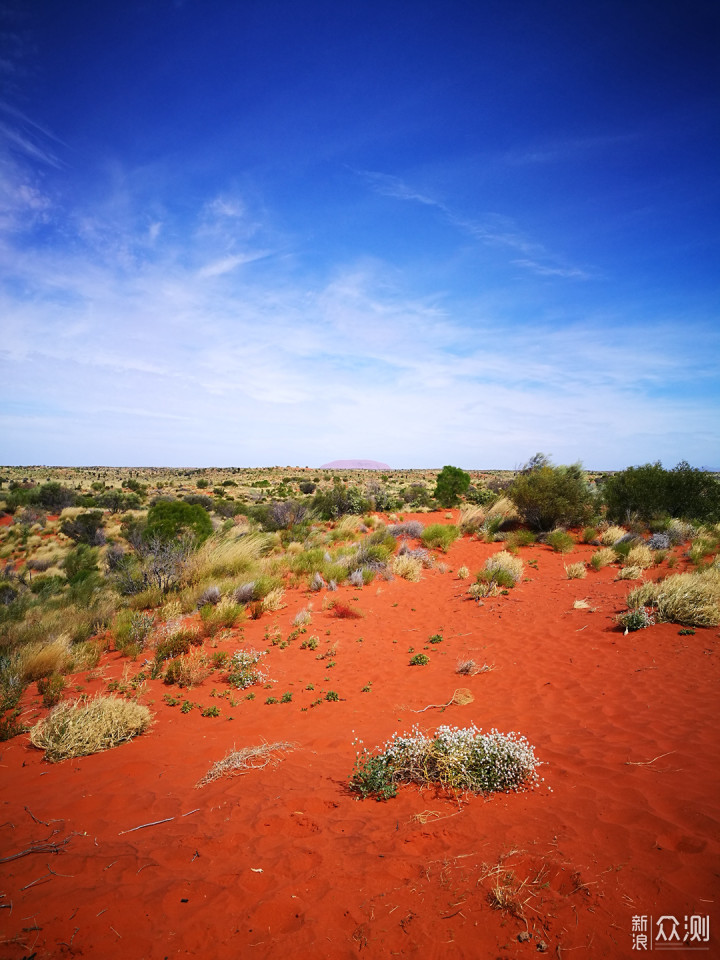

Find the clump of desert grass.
xmin=599 ymin=525 xmax=627 ymax=546
xmin=616 ymin=565 xmax=644 ymax=581
xmin=421 ymin=524 xmax=459 ymax=552
xmin=30 ymin=694 xmax=152 ymax=762
xmin=626 ymin=568 xmax=720 ymax=627
xmin=456 ymin=565 xmax=470 ymax=579
xmin=184 ymin=531 xmax=269 ymax=583
xmin=627 ymin=544 xmax=654 ymax=569
xmin=564 ymin=562 xmax=587 ymax=579
xmin=486 ymin=497 xmax=519 ymax=524
xmin=484 ymin=551 xmax=523 ymax=583
xmin=666 ymin=518 xmax=695 ymax=545
xmin=391 ymin=554 xmax=423 ymax=582
xmin=590 ymin=547 xmax=617 ymax=570
xmin=17 ymin=635 xmax=72 ymax=682
xmin=196 ymin=740 xmax=295 ymax=787
xmin=163 ymin=648 xmax=211 ymax=687
xmin=458 ymin=505 xmax=485 ymax=535
xmin=293 ymin=605 xmax=313 ymax=626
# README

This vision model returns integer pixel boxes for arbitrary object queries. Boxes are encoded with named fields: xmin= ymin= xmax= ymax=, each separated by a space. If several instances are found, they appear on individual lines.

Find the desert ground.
xmin=1 ymin=502 xmax=718 ymax=959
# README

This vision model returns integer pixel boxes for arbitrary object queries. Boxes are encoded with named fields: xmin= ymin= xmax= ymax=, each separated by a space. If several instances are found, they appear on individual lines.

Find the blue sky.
xmin=1 ymin=0 xmax=718 ymax=469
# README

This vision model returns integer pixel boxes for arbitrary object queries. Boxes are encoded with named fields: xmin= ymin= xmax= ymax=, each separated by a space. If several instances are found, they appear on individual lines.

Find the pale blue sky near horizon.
xmin=1 ymin=0 xmax=718 ymax=470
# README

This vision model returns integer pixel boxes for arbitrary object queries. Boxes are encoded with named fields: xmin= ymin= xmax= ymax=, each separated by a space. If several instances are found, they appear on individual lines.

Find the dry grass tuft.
xmin=196 ymin=740 xmax=295 ymax=786
xmin=458 ymin=505 xmax=485 ymax=534
xmin=600 ymin=525 xmax=627 ymax=546
xmin=18 ymin=635 xmax=71 ymax=682
xmin=456 ymin=565 xmax=470 ymax=579
xmin=30 ymin=695 xmax=152 ymax=762
xmin=564 ymin=562 xmax=587 ymax=579
xmin=262 ymin=586 xmax=286 ymax=612
xmin=485 ymin=497 xmax=519 ymax=523
xmin=627 ymin=544 xmax=654 ymax=569
xmin=628 ymin=568 xmax=720 ymax=627
xmin=484 ymin=550 xmax=523 ymax=583
xmin=391 ymin=554 xmax=423 ymax=581
xmin=185 ymin=532 xmax=268 ymax=583
xmin=590 ymin=546 xmax=617 ymax=570
xmin=456 ymin=658 xmax=493 ymax=675
xmin=616 ymin=565 xmax=644 ymax=580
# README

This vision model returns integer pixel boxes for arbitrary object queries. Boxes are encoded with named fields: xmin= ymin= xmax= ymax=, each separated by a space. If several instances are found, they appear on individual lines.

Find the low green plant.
xmin=545 ymin=529 xmax=575 ymax=553
xmin=201 ymin=705 xmax=220 ymax=717
xmin=226 ymin=648 xmax=268 ymax=689
xmin=421 ymin=524 xmax=459 ymax=553
xmin=616 ymin=607 xmax=655 ymax=632
xmin=349 ymin=725 xmax=540 ymax=801
xmin=409 ymin=653 xmax=429 ymax=666
xmin=37 ymin=673 xmax=66 ymax=707
xmin=428 ymin=633 xmax=443 ymax=644
xmin=325 ymin=690 xmax=339 ymax=701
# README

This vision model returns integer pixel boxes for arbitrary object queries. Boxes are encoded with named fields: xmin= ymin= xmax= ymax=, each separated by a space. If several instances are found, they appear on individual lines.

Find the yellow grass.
xmin=627 ymin=544 xmax=654 ymax=569
xmin=30 ymin=695 xmax=152 ymax=762
xmin=590 ymin=546 xmax=616 ymax=569
xmin=484 ymin=550 xmax=523 ymax=582
xmin=617 ymin=565 xmax=644 ymax=580
xmin=600 ymin=525 xmax=627 ymax=546
xmin=185 ymin=531 xmax=269 ymax=583
xmin=18 ymin=635 xmax=71 ymax=682
xmin=458 ymin=505 xmax=485 ymax=534
xmin=262 ymin=587 xmax=286 ymax=612
xmin=391 ymin=554 xmax=423 ymax=581
xmin=485 ymin=497 xmax=519 ymax=522
xmin=628 ymin=568 xmax=720 ymax=627
xmin=565 ymin=562 xmax=587 ymax=579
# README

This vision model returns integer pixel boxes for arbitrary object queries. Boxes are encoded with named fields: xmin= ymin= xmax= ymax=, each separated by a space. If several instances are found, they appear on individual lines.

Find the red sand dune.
xmin=1 ymin=513 xmax=718 ymax=958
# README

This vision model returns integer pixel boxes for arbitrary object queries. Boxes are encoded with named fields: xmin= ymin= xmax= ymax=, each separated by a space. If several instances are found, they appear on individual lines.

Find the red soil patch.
xmin=2 ymin=514 xmax=719 ymax=958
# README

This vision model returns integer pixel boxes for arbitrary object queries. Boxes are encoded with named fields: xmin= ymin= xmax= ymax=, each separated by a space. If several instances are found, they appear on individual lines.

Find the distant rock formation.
xmin=320 ymin=459 xmax=391 ymax=470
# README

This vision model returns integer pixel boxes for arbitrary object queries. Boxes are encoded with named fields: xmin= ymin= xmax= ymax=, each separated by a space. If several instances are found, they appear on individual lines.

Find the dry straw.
xmin=30 ymin=695 xmax=152 ymax=762
xmin=197 ymin=741 xmax=295 ymax=787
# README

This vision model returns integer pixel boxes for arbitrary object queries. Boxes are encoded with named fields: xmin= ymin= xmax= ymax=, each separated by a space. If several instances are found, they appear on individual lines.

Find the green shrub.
xmin=154 ymin=628 xmax=199 ymax=664
xmin=409 ymin=653 xmax=429 ymax=666
xmin=145 ymin=500 xmax=213 ymax=544
xmin=602 ymin=460 xmax=720 ymax=523
xmin=433 ymin=466 xmax=471 ymax=508
xmin=509 ymin=458 xmax=594 ymax=531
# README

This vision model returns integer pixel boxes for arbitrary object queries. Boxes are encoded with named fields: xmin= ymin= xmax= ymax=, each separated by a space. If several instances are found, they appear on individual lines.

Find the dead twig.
xmin=625 ymin=751 xmax=675 ymax=766
xmin=0 ymin=834 xmax=74 ymax=864
xmin=118 ymin=817 xmax=175 ymax=835
xmin=411 ymin=688 xmax=474 ymax=713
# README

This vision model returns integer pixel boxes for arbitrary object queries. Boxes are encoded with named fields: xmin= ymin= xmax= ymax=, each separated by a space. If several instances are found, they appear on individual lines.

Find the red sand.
xmin=2 ymin=514 xmax=719 ymax=958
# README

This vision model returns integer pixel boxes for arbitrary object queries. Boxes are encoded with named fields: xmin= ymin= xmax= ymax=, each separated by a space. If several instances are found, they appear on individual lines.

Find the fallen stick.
xmin=625 ymin=751 xmax=675 ymax=766
xmin=118 ymin=817 xmax=175 ymax=835
xmin=0 ymin=835 xmax=74 ymax=863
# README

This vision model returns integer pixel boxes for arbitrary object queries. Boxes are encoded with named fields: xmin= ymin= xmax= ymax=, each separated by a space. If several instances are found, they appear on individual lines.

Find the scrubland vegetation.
xmin=1 ymin=457 xmax=718 ymax=757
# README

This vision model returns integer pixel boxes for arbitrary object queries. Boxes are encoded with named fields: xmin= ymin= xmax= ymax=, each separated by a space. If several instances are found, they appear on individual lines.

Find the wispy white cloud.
xmin=357 ymin=167 xmax=592 ymax=280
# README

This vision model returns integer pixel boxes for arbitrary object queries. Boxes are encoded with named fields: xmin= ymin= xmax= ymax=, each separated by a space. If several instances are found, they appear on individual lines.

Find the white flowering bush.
xmin=226 ymin=648 xmax=268 ymax=689
xmin=349 ymin=724 xmax=541 ymax=801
